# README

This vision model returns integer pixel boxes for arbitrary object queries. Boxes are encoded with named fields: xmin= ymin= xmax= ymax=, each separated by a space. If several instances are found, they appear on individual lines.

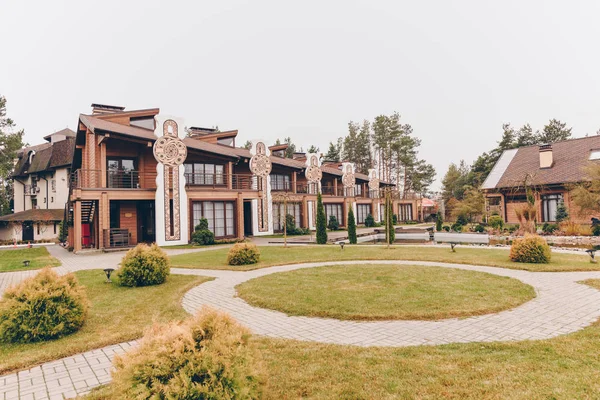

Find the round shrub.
xmin=118 ymin=243 xmax=170 ymax=287
xmin=365 ymin=214 xmax=375 ymax=228
xmin=451 ymin=223 xmax=463 ymax=232
xmin=510 ymin=235 xmax=551 ymax=264
xmin=192 ymin=228 xmax=215 ymax=246
xmin=489 ymin=215 xmax=504 ymax=230
xmin=227 ymin=243 xmax=260 ymax=266
xmin=327 ymin=215 xmax=340 ymax=231
xmin=110 ymin=307 xmax=263 ymax=399
xmin=0 ymin=268 xmax=89 ymax=343
xmin=473 ymin=224 xmax=485 ymax=233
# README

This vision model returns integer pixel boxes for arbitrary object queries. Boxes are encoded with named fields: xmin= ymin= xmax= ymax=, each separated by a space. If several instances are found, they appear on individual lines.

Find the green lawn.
xmin=0 ymin=270 xmax=211 ymax=374
xmin=0 ymin=247 xmax=61 ymax=272
xmin=169 ymin=245 xmax=595 ymax=272
xmin=236 ymin=264 xmax=535 ymax=320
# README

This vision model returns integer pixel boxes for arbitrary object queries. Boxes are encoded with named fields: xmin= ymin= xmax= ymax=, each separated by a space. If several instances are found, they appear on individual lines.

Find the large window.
xmin=542 ymin=194 xmax=562 ymax=222
xmin=356 ymin=204 xmax=370 ymax=224
xmin=273 ymin=202 xmax=302 ymax=231
xmin=185 ymin=163 xmax=225 ymax=185
xmin=108 ymin=158 xmax=137 ymax=188
xmin=398 ymin=204 xmax=413 ymax=221
xmin=325 ymin=203 xmax=343 ymax=225
xmin=270 ymin=174 xmax=291 ymax=191
xmin=192 ymin=201 xmax=235 ymax=237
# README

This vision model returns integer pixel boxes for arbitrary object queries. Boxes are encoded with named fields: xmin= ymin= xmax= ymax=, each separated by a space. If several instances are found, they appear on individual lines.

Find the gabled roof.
xmin=0 ymin=208 xmax=64 ymax=222
xmin=13 ymin=138 xmax=75 ymax=178
xmin=483 ymin=135 xmax=600 ymax=189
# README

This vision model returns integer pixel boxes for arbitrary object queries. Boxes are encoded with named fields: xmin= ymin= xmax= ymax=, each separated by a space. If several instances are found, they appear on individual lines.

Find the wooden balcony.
xmin=184 ymin=173 xmax=258 ymax=191
xmin=71 ymin=169 xmax=157 ymax=189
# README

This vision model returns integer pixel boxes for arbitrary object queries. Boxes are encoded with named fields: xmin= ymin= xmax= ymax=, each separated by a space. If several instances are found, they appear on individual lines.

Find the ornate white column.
xmin=368 ymin=168 xmax=381 ymax=222
xmin=249 ymin=140 xmax=273 ymax=236
xmin=305 ymin=153 xmax=322 ymax=230
xmin=153 ymin=116 xmax=189 ymax=246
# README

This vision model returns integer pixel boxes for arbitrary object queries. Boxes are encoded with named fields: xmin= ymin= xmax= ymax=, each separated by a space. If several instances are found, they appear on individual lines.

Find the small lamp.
xmin=339 ymin=242 xmax=345 ymax=250
xmin=103 ymin=268 xmax=115 ymax=283
xmin=22 ymin=260 xmax=30 ymax=267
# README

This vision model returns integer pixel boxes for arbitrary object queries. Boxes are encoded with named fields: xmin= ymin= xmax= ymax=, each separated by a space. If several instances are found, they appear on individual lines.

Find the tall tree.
xmin=283 ymin=137 xmax=297 ymax=158
xmin=347 ymin=206 xmax=357 ymax=244
xmin=538 ymin=119 xmax=572 ymax=144
xmin=354 ymin=120 xmax=372 ymax=174
xmin=241 ymin=140 xmax=252 ymax=150
xmin=0 ymin=96 xmax=25 ymax=215
xmin=307 ymin=145 xmax=320 ymax=154
xmin=441 ymin=161 xmax=470 ymax=202
xmin=342 ymin=122 xmax=360 ymax=165
xmin=315 ymin=193 xmax=328 ymax=244
xmin=324 ymin=139 xmax=342 ymax=162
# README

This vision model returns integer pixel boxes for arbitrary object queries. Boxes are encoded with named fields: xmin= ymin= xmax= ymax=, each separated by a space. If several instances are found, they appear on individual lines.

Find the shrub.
xmin=541 ymin=222 xmax=559 ymax=235
xmin=442 ymin=225 xmax=450 ymax=232
xmin=327 ymin=215 xmax=340 ymax=231
xmin=110 ymin=307 xmax=263 ymax=399
xmin=555 ymin=199 xmax=569 ymax=223
xmin=436 ymin=212 xmax=443 ymax=231
xmin=560 ymin=221 xmax=587 ymax=236
xmin=316 ymin=193 xmax=327 ymax=244
xmin=473 ymin=224 xmax=485 ymax=233
xmin=58 ymin=220 xmax=68 ymax=243
xmin=191 ymin=218 xmax=215 ymax=246
xmin=283 ymin=214 xmax=306 ymax=236
xmin=118 ymin=244 xmax=170 ymax=287
xmin=365 ymin=213 xmax=375 ymax=228
xmin=347 ymin=208 xmax=357 ymax=244
xmin=227 ymin=243 xmax=260 ymax=266
xmin=489 ymin=215 xmax=504 ymax=230
xmin=451 ymin=223 xmax=463 ymax=232
xmin=456 ymin=213 xmax=469 ymax=226
xmin=593 ymin=224 xmax=600 ymax=237
xmin=506 ymin=224 xmax=518 ymax=234
xmin=0 ymin=268 xmax=88 ymax=343
xmin=510 ymin=235 xmax=551 ymax=264
xmin=392 ymin=214 xmax=398 ymax=225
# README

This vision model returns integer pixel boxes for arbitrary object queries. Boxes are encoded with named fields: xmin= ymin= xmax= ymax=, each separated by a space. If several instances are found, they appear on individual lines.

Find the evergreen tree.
xmin=324 ymin=140 xmax=341 ymax=162
xmin=0 ymin=96 xmax=25 ymax=215
xmin=436 ymin=212 xmax=443 ymax=231
xmin=316 ymin=193 xmax=327 ymax=244
xmin=347 ymin=206 xmax=357 ymax=244
xmin=538 ymin=119 xmax=572 ymax=144
xmin=241 ymin=140 xmax=252 ymax=150
xmin=555 ymin=199 xmax=569 ymax=222
xmin=307 ymin=145 xmax=320 ymax=154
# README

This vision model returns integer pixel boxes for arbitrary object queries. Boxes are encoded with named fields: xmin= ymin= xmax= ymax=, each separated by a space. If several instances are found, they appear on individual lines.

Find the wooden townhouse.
xmin=67 ymin=104 xmax=419 ymax=252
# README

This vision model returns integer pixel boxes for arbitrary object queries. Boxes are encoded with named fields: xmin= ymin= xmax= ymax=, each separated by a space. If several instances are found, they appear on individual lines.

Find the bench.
xmin=433 ymin=232 xmax=490 ymax=252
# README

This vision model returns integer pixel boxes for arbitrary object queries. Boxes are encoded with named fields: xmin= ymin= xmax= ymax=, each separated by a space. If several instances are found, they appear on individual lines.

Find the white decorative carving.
xmin=342 ymin=162 xmax=356 ymax=188
xmin=249 ymin=141 xmax=272 ymax=234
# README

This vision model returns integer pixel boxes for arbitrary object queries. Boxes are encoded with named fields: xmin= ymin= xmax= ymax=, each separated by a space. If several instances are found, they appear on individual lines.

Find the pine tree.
xmin=324 ymin=141 xmax=341 ymax=162
xmin=0 ymin=96 xmax=25 ymax=215
xmin=555 ymin=199 xmax=569 ymax=222
xmin=436 ymin=212 xmax=443 ymax=231
xmin=316 ymin=193 xmax=327 ymax=244
xmin=384 ymin=191 xmax=395 ymax=245
xmin=347 ymin=206 xmax=357 ymax=244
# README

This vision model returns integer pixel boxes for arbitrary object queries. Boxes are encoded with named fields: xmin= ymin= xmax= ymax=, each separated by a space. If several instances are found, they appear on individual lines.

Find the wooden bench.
xmin=433 ymin=232 xmax=490 ymax=252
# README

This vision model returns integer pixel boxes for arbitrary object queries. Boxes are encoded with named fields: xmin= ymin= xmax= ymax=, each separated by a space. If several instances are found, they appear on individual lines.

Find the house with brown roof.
xmin=66 ymin=103 xmax=419 ymax=252
xmin=0 ymin=129 xmax=75 ymax=242
xmin=481 ymin=135 xmax=600 ymax=224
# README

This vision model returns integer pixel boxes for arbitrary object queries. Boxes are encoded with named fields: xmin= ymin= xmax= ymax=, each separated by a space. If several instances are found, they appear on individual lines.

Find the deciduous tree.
xmin=0 ymin=96 xmax=25 ymax=215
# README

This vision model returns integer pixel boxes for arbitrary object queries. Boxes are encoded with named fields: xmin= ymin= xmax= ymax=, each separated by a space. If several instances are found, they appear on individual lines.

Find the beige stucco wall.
xmin=0 ymin=222 xmax=59 ymax=242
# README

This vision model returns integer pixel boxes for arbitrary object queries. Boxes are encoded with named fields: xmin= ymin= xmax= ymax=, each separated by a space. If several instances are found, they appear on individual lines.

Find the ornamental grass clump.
xmin=227 ymin=243 xmax=260 ymax=266
xmin=118 ymin=243 xmax=170 ymax=287
xmin=110 ymin=307 xmax=263 ymax=399
xmin=0 ymin=268 xmax=88 ymax=343
xmin=510 ymin=234 xmax=551 ymax=264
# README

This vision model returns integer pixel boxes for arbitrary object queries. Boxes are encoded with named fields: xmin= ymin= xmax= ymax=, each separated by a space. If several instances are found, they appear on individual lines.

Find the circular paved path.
xmin=182 ymin=260 xmax=600 ymax=347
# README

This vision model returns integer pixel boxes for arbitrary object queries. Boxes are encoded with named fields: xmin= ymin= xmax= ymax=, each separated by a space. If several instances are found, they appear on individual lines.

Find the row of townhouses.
xmin=0 ymin=104 xmax=422 ymax=251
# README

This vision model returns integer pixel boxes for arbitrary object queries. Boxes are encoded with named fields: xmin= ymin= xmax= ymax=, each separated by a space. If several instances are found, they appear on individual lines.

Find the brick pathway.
xmin=2 ymin=247 xmax=600 ymax=398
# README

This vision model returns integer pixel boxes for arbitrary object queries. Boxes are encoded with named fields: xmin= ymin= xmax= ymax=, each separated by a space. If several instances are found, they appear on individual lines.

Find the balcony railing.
xmin=322 ymin=186 xmax=344 ymax=196
xmin=184 ymin=173 xmax=258 ymax=190
xmin=71 ymin=169 xmax=157 ymax=189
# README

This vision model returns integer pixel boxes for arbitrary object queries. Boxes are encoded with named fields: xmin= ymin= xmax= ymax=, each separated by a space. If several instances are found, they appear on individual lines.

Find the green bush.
xmin=347 ymin=208 xmax=357 ymax=244
xmin=118 ymin=244 xmax=170 ymax=287
xmin=506 ymin=224 xmax=518 ymax=234
xmin=191 ymin=218 xmax=215 ymax=246
xmin=592 ymin=224 xmax=600 ymax=237
xmin=110 ymin=307 xmax=263 ymax=399
xmin=473 ymin=224 xmax=485 ymax=233
xmin=0 ymin=268 xmax=88 ymax=343
xmin=284 ymin=214 xmax=307 ymax=235
xmin=456 ymin=213 xmax=469 ymax=226
xmin=442 ymin=225 xmax=450 ymax=232
xmin=327 ymin=215 xmax=340 ymax=231
xmin=227 ymin=243 xmax=260 ymax=266
xmin=451 ymin=223 xmax=463 ymax=232
xmin=58 ymin=220 xmax=68 ymax=243
xmin=489 ymin=215 xmax=504 ymax=230
xmin=541 ymin=222 xmax=559 ymax=235
xmin=392 ymin=214 xmax=398 ymax=225
xmin=365 ymin=213 xmax=375 ymax=228
xmin=510 ymin=235 xmax=551 ymax=264
xmin=316 ymin=193 xmax=328 ymax=244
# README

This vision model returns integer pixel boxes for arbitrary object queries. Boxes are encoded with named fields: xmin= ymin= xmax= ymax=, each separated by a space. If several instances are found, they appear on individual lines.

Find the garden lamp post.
xmin=103 ymin=268 xmax=115 ymax=283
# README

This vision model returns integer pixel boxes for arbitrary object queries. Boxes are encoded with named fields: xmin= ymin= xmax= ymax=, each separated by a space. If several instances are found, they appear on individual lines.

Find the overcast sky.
xmin=2 ymin=0 xmax=600 ymax=190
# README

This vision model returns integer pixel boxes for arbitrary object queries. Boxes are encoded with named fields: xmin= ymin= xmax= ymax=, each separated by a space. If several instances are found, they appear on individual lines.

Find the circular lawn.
xmin=235 ymin=264 xmax=536 ymax=321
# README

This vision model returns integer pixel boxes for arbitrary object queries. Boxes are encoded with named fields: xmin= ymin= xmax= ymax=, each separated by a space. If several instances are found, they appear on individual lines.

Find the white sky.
xmin=2 ymin=0 xmax=600 ymax=190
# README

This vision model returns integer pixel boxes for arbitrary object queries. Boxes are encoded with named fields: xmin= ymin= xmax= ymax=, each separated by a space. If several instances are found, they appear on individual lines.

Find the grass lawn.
xmin=0 ymin=247 xmax=61 ymax=272
xmin=87 ymin=280 xmax=600 ymax=399
xmin=169 ymin=245 xmax=596 ymax=272
xmin=0 ymin=270 xmax=211 ymax=374
xmin=236 ymin=264 xmax=535 ymax=320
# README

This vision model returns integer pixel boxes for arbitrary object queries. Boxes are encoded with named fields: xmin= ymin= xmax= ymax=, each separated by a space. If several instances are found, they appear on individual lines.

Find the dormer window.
xmin=590 ymin=150 xmax=600 ymax=160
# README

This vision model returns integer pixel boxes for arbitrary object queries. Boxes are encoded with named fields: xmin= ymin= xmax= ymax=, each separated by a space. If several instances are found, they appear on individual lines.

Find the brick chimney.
xmin=91 ymin=103 xmax=125 ymax=115
xmin=539 ymin=144 xmax=553 ymax=168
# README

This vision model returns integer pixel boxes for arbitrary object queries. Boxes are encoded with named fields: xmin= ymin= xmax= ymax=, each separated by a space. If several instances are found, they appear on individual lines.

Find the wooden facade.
xmin=68 ymin=104 xmax=421 ymax=252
